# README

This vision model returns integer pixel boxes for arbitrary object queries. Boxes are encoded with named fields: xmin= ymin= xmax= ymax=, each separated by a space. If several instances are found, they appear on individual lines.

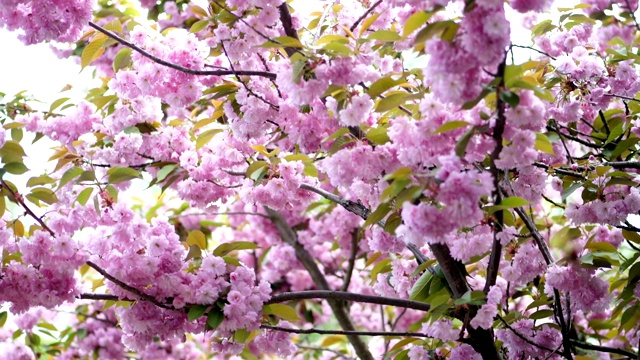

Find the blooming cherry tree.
xmin=2 ymin=0 xmax=640 ymax=359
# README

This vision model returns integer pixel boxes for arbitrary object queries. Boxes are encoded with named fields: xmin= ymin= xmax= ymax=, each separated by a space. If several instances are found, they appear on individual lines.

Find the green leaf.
xmin=499 ymin=91 xmax=520 ymax=108
xmin=75 ymin=188 xmax=93 ymax=206
xmin=370 ymin=258 xmax=392 ymax=284
xmin=263 ymin=304 xmax=301 ymax=322
xmin=381 ymin=178 xmax=411 ymax=202
xmin=550 ymin=226 xmax=582 ymax=248
xmin=29 ymin=187 xmax=58 ymax=205
xmin=49 ymin=97 xmax=70 ymax=113
xmin=27 ymin=175 xmax=56 ymax=187
xmin=213 ymin=241 xmax=259 ymax=256
xmin=367 ymin=77 xmax=405 ymax=98
xmin=455 ymin=126 xmax=476 ymax=158
xmin=186 ymin=230 xmax=206 ymax=249
xmin=78 ymin=170 xmax=96 ymax=182
xmin=113 ymin=48 xmax=132 ymax=71
xmin=261 ymin=36 xmax=304 ymax=49
xmin=322 ymin=128 xmax=350 ymax=143
xmin=107 ymin=167 xmax=141 ymax=184
xmin=81 ymin=37 xmax=106 ymax=69
xmin=529 ymin=309 xmax=554 ymax=320
xmin=0 ymin=312 xmax=7 ymax=327
xmin=367 ymin=30 xmax=401 ymax=42
xmin=187 ymin=305 xmax=208 ymax=321
xmin=414 ymin=20 xmax=458 ymax=44
xmin=196 ymin=129 xmax=223 ymax=150
xmin=531 ymin=20 xmax=556 ymax=37
xmin=58 ymin=167 xmax=84 ymax=189
xmin=375 ymin=93 xmax=413 ymax=112
xmin=315 ymin=35 xmax=349 ymax=45
xmin=453 ymin=290 xmax=486 ymax=306
xmin=366 ymin=127 xmax=390 ymax=145
xmin=364 ymin=202 xmax=391 ymax=227
xmin=409 ymin=270 xmax=432 ymax=302
xmin=190 ymin=19 xmax=209 ymax=33
xmin=500 ymin=196 xmax=530 ymax=208
xmin=622 ymin=229 xmax=640 ymax=244
xmin=3 ymin=162 xmax=28 ymax=175
xmin=534 ymin=132 xmax=555 ymax=155
xmin=402 ymin=11 xmax=433 ymax=37
xmin=606 ymin=122 xmax=624 ymax=144
xmin=435 ymin=121 xmax=469 ymax=134
xmin=246 ymin=161 xmax=269 ymax=182
xmin=156 ymin=164 xmax=178 ymax=182
xmin=322 ymin=41 xmax=352 ymax=55
xmin=206 ymin=306 xmax=224 ymax=331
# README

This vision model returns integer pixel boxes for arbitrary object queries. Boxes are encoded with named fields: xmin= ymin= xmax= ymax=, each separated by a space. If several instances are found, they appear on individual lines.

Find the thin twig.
xmin=1 ymin=180 xmax=55 ymax=236
xmin=299 ymin=183 xmax=428 ymax=264
xmin=85 ymin=261 xmax=175 ymax=310
xmin=623 ymin=0 xmax=640 ymax=31
xmin=220 ymin=41 xmax=279 ymax=110
xmin=510 ymin=44 xmax=557 ymax=60
xmin=88 ymin=22 xmax=277 ymax=79
xmin=261 ymin=324 xmax=433 ymax=338
xmin=604 ymin=93 xmax=640 ymax=103
xmin=497 ymin=315 xmax=556 ymax=353
xmin=266 ymin=290 xmax=431 ymax=312
xmin=341 ymin=230 xmax=359 ymax=292
xmin=78 ymin=293 xmax=121 ymax=301
xmin=570 ymin=339 xmax=637 ymax=358
xmin=350 ymin=0 xmax=383 ymax=32
xmin=264 ymin=207 xmax=374 ymax=360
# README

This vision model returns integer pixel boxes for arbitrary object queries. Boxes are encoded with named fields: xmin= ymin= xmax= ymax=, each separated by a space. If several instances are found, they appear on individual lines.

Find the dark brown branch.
xmin=78 ymin=293 xmax=121 ymax=301
xmin=266 ymin=290 xmax=431 ymax=312
xmin=264 ymin=207 xmax=374 ymax=360
xmin=570 ymin=340 xmax=637 ymax=358
xmin=1 ymin=180 xmax=55 ymax=237
xmin=278 ymin=2 xmax=301 ymax=58
xmin=497 ymin=315 xmax=556 ymax=353
xmin=546 ymin=125 xmax=600 ymax=149
xmin=212 ymin=1 xmax=306 ymax=58
xmin=512 ymin=204 xmax=553 ymax=265
xmin=341 ymin=230 xmax=359 ymax=292
xmin=220 ymin=41 xmax=279 ymax=110
xmin=510 ymin=44 xmax=557 ymax=60
xmin=485 ymin=58 xmax=507 ymax=294
xmin=603 ymin=93 xmax=640 ymax=103
xmin=299 ymin=183 xmax=428 ymax=264
xmin=87 ymin=22 xmax=277 ymax=79
xmin=533 ymin=162 xmax=585 ymax=179
xmin=350 ymin=0 xmax=383 ymax=32
xmin=261 ymin=325 xmax=433 ymax=338
xmin=85 ymin=261 xmax=175 ymax=310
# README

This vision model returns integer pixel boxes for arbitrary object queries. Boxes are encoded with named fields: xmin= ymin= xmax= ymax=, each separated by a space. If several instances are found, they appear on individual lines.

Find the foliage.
xmin=2 ymin=0 xmax=640 ymax=359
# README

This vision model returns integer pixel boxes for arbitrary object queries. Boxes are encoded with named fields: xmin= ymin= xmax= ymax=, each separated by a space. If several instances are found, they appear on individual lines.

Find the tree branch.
xmin=266 ymin=290 xmax=430 ymax=312
xmin=87 ymin=22 xmax=277 ymax=79
xmin=570 ymin=339 xmax=637 ymax=358
xmin=299 ymin=183 xmax=428 ymax=264
xmin=350 ymin=0 xmax=383 ymax=32
xmin=341 ymin=230 xmax=359 ymax=292
xmin=497 ymin=315 xmax=556 ymax=353
xmin=261 ymin=324 xmax=432 ymax=338
xmin=1 ymin=180 xmax=55 ymax=237
xmin=264 ymin=207 xmax=374 ymax=360
xmin=485 ymin=58 xmax=507 ymax=294
xmin=85 ymin=261 xmax=175 ymax=310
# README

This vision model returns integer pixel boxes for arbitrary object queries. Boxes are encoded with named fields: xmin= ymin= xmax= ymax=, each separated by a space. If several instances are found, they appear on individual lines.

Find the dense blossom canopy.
xmin=2 ymin=0 xmax=640 ymax=359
